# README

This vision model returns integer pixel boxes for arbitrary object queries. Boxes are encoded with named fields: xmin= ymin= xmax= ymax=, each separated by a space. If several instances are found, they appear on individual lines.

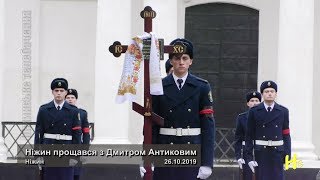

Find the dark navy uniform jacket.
xmin=235 ymin=111 xmax=252 ymax=180
xmin=152 ymin=73 xmax=215 ymax=167
xmin=79 ymin=108 xmax=90 ymax=144
xmin=235 ymin=111 xmax=248 ymax=160
xmin=245 ymin=102 xmax=291 ymax=180
xmin=74 ymin=108 xmax=90 ymax=177
xmin=35 ymin=101 xmax=81 ymax=145
xmin=34 ymin=101 xmax=82 ymax=180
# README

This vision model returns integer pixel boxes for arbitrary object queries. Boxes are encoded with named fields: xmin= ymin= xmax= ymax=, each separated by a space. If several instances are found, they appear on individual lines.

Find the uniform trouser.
xmin=255 ymin=147 xmax=284 ymax=180
xmin=74 ymin=175 xmax=80 ymax=180
xmin=74 ymin=167 xmax=81 ymax=180
xmin=153 ymin=167 xmax=198 ymax=180
xmin=43 ymin=167 xmax=74 ymax=180
xmin=241 ymin=162 xmax=253 ymax=180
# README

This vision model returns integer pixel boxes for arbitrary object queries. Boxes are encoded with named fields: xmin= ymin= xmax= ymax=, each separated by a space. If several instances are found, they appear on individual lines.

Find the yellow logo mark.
xmin=284 ymin=154 xmax=303 ymax=170
xmin=173 ymin=45 xmax=185 ymax=53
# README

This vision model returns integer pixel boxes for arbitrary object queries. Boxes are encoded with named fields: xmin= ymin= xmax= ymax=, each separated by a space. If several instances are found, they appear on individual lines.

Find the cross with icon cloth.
xmin=108 ymin=6 xmax=187 ymax=180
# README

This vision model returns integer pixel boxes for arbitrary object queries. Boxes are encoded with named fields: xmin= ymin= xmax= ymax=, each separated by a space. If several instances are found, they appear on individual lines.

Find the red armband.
xmin=83 ymin=127 xmax=90 ymax=133
xmin=199 ymin=109 xmax=214 ymax=115
xmin=282 ymin=129 xmax=290 ymax=135
xmin=72 ymin=126 xmax=81 ymax=130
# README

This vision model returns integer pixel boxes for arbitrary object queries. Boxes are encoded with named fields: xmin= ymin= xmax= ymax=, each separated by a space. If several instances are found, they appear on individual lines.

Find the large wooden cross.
xmin=109 ymin=6 xmax=186 ymax=180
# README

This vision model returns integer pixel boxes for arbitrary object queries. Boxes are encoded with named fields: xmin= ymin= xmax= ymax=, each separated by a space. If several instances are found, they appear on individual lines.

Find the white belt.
xmin=44 ymin=133 xmax=72 ymax=141
xmin=255 ymin=140 xmax=283 ymax=146
xmin=159 ymin=128 xmax=201 ymax=136
xmin=242 ymin=141 xmax=245 ymax=146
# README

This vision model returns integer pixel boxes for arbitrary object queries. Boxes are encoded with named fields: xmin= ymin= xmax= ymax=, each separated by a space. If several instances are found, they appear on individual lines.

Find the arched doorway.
xmin=185 ymin=3 xmax=259 ymax=128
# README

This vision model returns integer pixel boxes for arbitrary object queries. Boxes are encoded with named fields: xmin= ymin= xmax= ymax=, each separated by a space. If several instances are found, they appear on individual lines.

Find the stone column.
xmin=0 ymin=0 xmax=40 ymax=160
xmin=277 ymin=0 xmax=318 ymax=161
xmin=0 ymin=0 xmax=7 ymax=162
xmin=313 ymin=0 xmax=320 ymax=159
xmin=93 ymin=0 xmax=132 ymax=144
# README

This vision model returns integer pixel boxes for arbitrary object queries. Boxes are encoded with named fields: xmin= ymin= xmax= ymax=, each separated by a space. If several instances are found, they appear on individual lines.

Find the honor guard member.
xmin=34 ymin=78 xmax=82 ymax=180
xmin=235 ymin=91 xmax=261 ymax=180
xmin=245 ymin=81 xmax=291 ymax=180
xmin=165 ymin=59 xmax=173 ymax=75
xmin=65 ymin=88 xmax=90 ymax=180
xmin=150 ymin=38 xmax=215 ymax=180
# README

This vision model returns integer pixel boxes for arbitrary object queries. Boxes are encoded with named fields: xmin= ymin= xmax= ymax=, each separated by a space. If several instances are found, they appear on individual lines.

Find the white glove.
xmin=248 ymin=161 xmax=258 ymax=173
xmin=35 ymin=157 xmax=44 ymax=163
xmin=69 ymin=159 xmax=78 ymax=166
xmin=237 ymin=158 xmax=245 ymax=169
xmin=139 ymin=164 xmax=154 ymax=178
xmin=196 ymin=166 xmax=212 ymax=179
xmin=35 ymin=157 xmax=44 ymax=170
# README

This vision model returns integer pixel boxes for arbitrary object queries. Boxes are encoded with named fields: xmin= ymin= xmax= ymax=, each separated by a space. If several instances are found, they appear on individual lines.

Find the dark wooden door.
xmin=185 ymin=3 xmax=259 ymax=128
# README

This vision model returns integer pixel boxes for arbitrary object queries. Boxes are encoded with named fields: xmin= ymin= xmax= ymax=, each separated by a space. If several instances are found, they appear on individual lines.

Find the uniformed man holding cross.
xmin=109 ymin=7 xmax=214 ymax=180
xmin=150 ymin=38 xmax=215 ymax=180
